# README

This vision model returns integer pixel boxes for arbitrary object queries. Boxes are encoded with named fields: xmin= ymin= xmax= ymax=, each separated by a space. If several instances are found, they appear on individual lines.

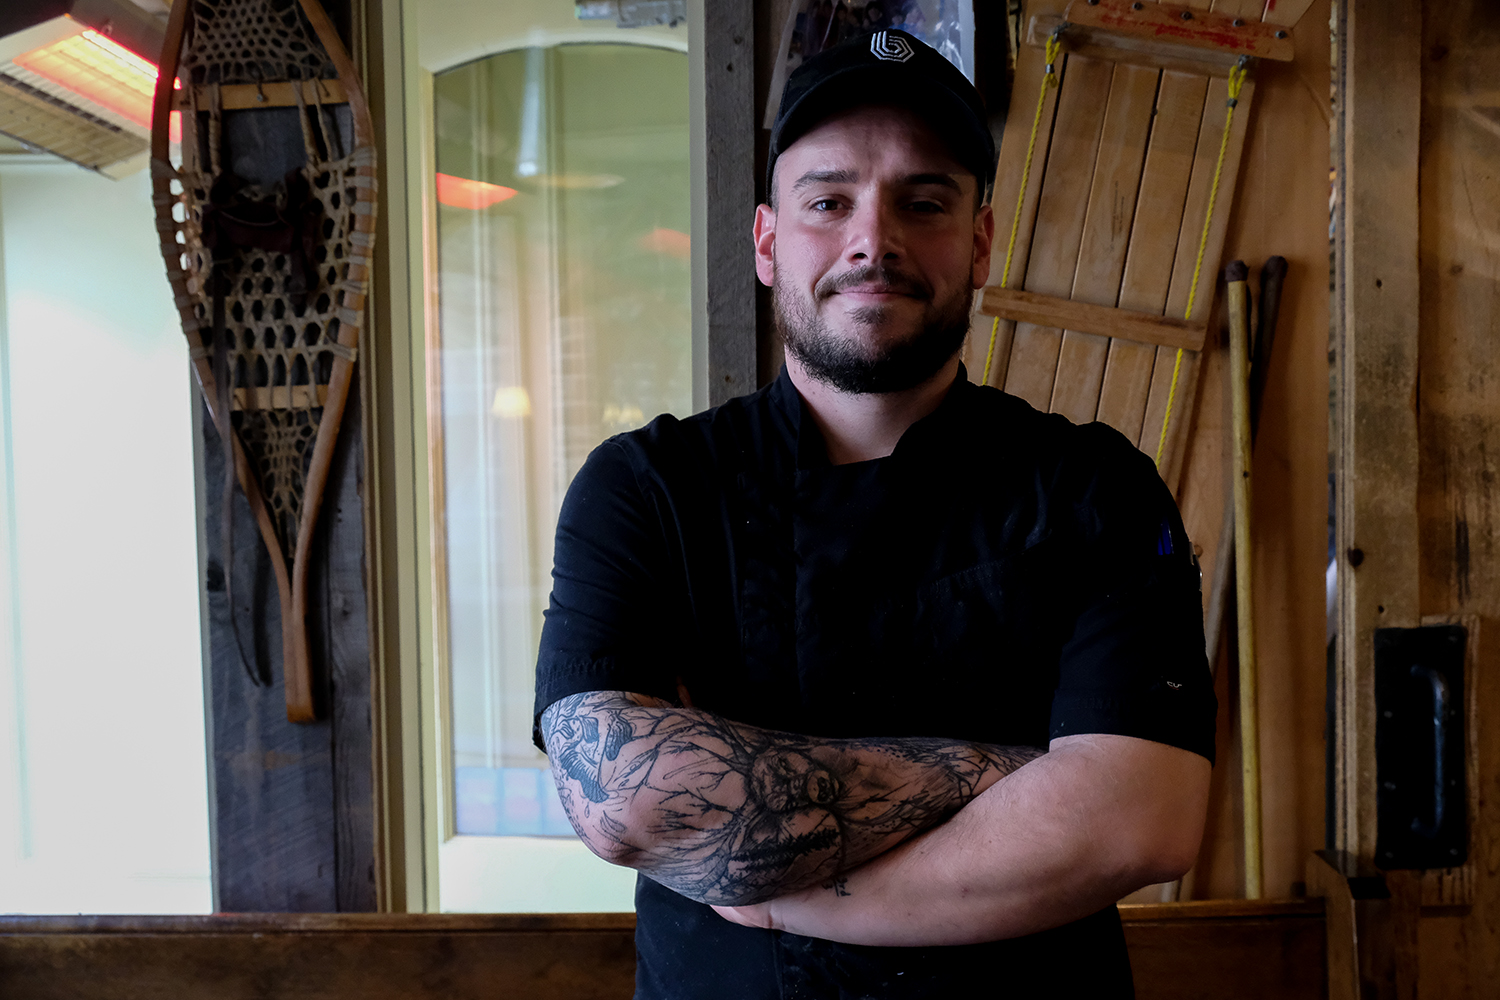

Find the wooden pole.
xmin=1227 ymin=259 xmax=1263 ymax=898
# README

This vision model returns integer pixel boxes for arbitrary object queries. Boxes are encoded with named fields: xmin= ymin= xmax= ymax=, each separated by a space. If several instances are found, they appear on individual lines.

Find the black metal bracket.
xmin=1374 ymin=624 xmax=1467 ymax=870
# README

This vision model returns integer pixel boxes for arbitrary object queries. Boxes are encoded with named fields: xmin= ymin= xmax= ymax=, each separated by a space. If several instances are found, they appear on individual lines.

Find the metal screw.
xmin=1275 ymin=29 xmax=1289 ymax=38
xmin=1131 ymin=2 xmax=1143 ymax=9
xmin=1181 ymin=10 xmax=1193 ymax=19
xmin=1233 ymin=18 xmax=1245 ymax=27
xmin=1087 ymin=0 xmax=1099 ymax=5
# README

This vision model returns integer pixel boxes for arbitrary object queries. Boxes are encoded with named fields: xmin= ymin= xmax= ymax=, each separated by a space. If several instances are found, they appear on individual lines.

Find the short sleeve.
xmin=532 ymin=439 xmax=681 ymax=751
xmin=1047 ymin=432 xmax=1218 ymax=763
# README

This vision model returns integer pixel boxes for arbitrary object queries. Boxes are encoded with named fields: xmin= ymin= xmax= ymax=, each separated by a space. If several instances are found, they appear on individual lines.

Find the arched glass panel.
xmin=431 ymin=40 xmax=690 ymax=909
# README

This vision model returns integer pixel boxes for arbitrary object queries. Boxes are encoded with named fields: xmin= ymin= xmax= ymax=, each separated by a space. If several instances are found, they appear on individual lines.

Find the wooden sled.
xmin=969 ymin=0 xmax=1310 ymax=493
xmin=149 ymin=0 xmax=378 ymax=722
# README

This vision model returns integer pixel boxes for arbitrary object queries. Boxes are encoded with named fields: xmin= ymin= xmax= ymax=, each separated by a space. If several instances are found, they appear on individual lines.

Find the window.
xmin=419 ymin=3 xmax=690 ymax=912
xmin=0 ymin=157 xmax=210 ymax=914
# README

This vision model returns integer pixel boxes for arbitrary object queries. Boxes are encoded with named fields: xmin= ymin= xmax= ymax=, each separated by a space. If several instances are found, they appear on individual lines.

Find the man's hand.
xmin=540 ymin=691 xmax=1045 ymax=907
xmin=712 ymin=733 xmax=1210 ymax=946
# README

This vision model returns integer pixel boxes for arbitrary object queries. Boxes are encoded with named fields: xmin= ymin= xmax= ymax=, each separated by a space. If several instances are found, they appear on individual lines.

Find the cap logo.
xmin=870 ymin=31 xmax=914 ymax=63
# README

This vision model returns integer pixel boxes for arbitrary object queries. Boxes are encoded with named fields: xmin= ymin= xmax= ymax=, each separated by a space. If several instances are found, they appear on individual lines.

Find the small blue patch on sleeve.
xmin=1156 ymin=518 xmax=1175 ymax=556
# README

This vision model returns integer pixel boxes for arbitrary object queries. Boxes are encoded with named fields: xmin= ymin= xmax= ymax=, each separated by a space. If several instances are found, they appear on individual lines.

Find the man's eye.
xmin=907 ymin=200 xmax=944 ymax=213
xmin=810 ymin=198 xmax=843 ymax=211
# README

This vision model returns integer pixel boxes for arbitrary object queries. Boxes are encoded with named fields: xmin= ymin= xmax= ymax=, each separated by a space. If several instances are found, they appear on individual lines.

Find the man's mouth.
xmin=818 ymin=267 xmax=930 ymax=302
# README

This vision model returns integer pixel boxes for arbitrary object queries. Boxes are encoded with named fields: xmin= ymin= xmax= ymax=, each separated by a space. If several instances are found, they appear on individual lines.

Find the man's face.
xmin=754 ymin=104 xmax=993 ymax=394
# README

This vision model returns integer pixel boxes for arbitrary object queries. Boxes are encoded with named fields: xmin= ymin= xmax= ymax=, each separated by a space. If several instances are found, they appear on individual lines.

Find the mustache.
xmin=815 ymin=265 xmax=932 ymax=301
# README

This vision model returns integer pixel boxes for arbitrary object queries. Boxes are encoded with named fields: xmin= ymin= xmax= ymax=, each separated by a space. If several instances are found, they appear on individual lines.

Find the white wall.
xmin=0 ymin=161 xmax=210 ymax=914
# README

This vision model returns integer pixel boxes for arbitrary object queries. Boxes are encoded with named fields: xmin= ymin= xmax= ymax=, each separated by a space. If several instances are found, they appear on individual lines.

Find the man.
xmin=534 ymin=29 xmax=1215 ymax=998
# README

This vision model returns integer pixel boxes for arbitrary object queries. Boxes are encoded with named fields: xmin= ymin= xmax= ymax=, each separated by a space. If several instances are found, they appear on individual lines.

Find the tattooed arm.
xmin=714 ymin=733 xmax=1212 ymax=946
xmin=539 ymin=690 xmax=1045 ymax=907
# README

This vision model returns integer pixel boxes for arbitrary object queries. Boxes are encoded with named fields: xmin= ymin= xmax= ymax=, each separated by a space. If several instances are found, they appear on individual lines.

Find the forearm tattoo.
xmin=540 ymin=691 xmax=1044 ymax=906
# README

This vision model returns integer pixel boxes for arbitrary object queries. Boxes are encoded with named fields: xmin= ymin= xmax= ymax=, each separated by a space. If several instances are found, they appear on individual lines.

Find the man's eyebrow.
xmin=790 ymin=169 xmax=859 ymax=193
xmin=901 ymin=172 xmax=963 ymax=193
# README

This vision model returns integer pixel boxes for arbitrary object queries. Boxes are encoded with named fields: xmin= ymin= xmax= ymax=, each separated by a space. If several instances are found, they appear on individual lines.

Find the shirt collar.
xmin=772 ymin=362 xmax=974 ymax=471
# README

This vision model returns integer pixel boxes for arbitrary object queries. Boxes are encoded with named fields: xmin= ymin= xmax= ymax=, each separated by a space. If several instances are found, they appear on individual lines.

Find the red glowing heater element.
xmin=436 ymin=173 xmax=518 ymax=210
xmin=14 ymin=27 xmax=181 ymax=142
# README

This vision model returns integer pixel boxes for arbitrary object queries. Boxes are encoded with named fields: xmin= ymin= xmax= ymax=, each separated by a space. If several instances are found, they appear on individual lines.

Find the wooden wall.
xmin=197 ymin=388 xmax=375 ymax=911
xmin=1177 ymin=0 xmax=1332 ymax=901
xmin=1324 ymin=0 xmax=1500 ymax=994
xmin=193 ymin=0 xmax=378 ymax=912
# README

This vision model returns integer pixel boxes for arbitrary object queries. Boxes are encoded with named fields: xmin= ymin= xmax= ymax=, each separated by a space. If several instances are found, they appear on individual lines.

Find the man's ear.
xmin=753 ymin=203 xmax=777 ymax=288
xmin=971 ymin=202 xmax=995 ymax=290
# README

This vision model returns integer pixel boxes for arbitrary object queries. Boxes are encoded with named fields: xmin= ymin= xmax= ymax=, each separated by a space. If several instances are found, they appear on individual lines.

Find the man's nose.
xmin=844 ymin=199 xmax=902 ymax=264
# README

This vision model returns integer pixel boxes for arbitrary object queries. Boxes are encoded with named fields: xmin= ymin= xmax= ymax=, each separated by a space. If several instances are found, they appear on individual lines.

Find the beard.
xmin=774 ymin=262 xmax=973 ymax=395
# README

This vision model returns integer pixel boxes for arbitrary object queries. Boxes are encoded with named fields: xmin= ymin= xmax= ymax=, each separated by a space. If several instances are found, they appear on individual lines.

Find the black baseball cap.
xmin=766 ymin=29 xmax=996 ymax=205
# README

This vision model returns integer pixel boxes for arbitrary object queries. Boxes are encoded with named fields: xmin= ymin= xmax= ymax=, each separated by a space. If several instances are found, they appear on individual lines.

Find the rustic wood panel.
xmin=199 ymin=383 xmax=373 ymax=911
xmin=1004 ymin=53 xmax=1114 ymax=409
xmin=0 ymin=915 xmax=636 ymax=1000
xmin=201 ymin=405 xmax=335 ymax=912
xmin=0 ymin=904 xmax=1324 ymax=1000
xmin=1143 ymin=74 xmax=1257 ymax=491
xmin=966 ymin=24 xmax=1062 ymax=388
xmin=1050 ymin=62 xmax=1158 ymax=425
xmin=1334 ymin=0 xmax=1422 ymax=866
xmin=1099 ymin=70 xmax=1209 ymax=444
xmin=1123 ymin=900 xmax=1326 ymax=1000
xmin=1413 ymin=0 xmax=1500 ymax=991
xmin=695 ymin=0 xmax=758 ymax=406
xmin=1177 ymin=0 xmax=1331 ymax=901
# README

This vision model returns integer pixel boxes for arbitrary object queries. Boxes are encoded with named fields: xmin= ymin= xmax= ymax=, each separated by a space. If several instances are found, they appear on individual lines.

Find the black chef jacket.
xmin=534 ymin=365 xmax=1216 ymax=999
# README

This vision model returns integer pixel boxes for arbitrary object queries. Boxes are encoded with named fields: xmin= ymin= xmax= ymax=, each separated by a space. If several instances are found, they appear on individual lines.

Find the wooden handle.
xmin=1227 ymin=263 xmax=1263 ymax=899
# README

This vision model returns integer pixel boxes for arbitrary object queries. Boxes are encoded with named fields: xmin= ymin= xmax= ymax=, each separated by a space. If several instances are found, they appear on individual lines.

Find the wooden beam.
xmin=689 ymin=0 xmax=757 ymax=406
xmin=1333 ymin=0 xmax=1422 ymax=862
xmin=1064 ymin=0 xmax=1296 ymax=61
xmin=0 ymin=904 xmax=1326 ymax=1000
xmin=979 ymin=287 xmax=1208 ymax=352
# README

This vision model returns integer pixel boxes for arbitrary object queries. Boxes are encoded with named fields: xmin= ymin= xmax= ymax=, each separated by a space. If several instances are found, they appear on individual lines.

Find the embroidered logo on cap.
xmin=870 ymin=31 xmax=914 ymax=63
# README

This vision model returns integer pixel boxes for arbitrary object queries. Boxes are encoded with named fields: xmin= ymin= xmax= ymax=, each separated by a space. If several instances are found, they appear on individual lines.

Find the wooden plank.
xmin=1209 ymin=0 xmax=1272 ymax=23
xmin=1415 ymin=3 xmax=1500 ymax=989
xmin=1003 ymin=53 xmax=1114 ymax=410
xmin=199 ymin=401 xmax=339 ymax=913
xmin=321 ymin=385 xmax=377 ymax=911
xmin=1050 ymin=62 xmax=1159 ymax=424
xmin=1142 ymin=74 xmax=1256 ymax=490
xmin=0 ymin=905 xmax=1324 ymax=1000
xmin=691 ymin=0 xmax=758 ymax=405
xmin=970 ymin=22 xmax=1064 ymax=387
xmin=1029 ymin=14 xmax=1250 ymax=78
xmin=1098 ymin=70 xmax=1209 ymax=444
xmin=0 ymin=921 xmax=637 ymax=1000
xmin=1334 ymin=0 xmax=1421 ymax=865
xmin=180 ymin=80 xmax=350 ymax=111
xmin=979 ymin=287 xmax=1207 ymax=351
xmin=1261 ymin=0 xmax=1320 ymax=28
xmin=1067 ymin=0 xmax=1296 ymax=61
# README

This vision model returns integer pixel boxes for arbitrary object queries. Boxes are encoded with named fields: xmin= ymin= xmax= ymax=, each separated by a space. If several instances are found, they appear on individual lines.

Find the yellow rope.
xmin=1154 ymin=57 xmax=1251 ymax=468
xmin=981 ymin=28 xmax=1065 ymax=388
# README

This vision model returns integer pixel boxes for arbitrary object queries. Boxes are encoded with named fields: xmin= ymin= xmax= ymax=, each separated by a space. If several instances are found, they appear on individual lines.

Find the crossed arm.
xmin=539 ymin=690 xmax=1045 ymax=907
xmin=541 ymin=691 xmax=1210 ymax=943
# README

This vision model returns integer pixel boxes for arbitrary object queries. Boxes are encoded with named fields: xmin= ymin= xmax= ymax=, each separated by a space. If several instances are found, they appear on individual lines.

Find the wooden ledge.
xmin=1119 ymin=898 xmax=1326 ymax=922
xmin=0 ymin=912 xmax=637 ymax=935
